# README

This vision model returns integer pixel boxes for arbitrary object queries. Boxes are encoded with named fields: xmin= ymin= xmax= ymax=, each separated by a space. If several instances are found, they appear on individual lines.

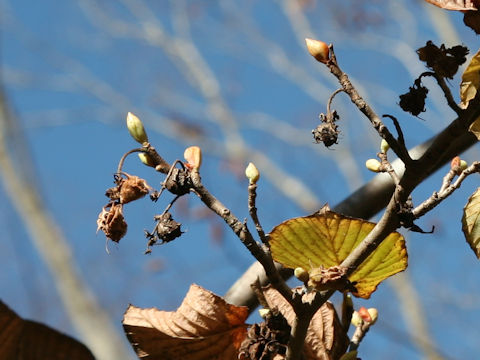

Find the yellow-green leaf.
xmin=462 ymin=187 xmax=480 ymax=258
xmin=460 ymin=48 xmax=480 ymax=109
xmin=269 ymin=211 xmax=407 ymax=299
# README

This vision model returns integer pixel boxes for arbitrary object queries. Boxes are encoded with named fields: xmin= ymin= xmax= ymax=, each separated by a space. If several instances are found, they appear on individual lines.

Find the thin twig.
xmin=420 ymin=71 xmax=463 ymax=116
xmin=248 ymin=183 xmax=268 ymax=246
xmin=349 ymin=321 xmax=373 ymax=352
xmin=189 ymin=170 xmax=294 ymax=304
xmin=379 ymin=152 xmax=401 ymax=185
xmin=326 ymin=88 xmax=345 ymax=115
xmin=383 ymin=114 xmax=407 ymax=152
xmin=117 ymin=148 xmax=144 ymax=174
xmin=327 ymin=45 xmax=412 ymax=166
xmin=413 ymin=162 xmax=480 ymax=219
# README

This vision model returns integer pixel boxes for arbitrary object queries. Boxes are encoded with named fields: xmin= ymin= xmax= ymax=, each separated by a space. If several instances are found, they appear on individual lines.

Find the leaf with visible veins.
xmin=269 ymin=211 xmax=407 ymax=298
xmin=123 ymin=284 xmax=249 ymax=360
xmin=462 ymin=187 xmax=480 ymax=258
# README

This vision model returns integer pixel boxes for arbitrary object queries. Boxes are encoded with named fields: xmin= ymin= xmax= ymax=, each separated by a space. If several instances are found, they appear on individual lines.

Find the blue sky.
xmin=1 ymin=1 xmax=480 ymax=359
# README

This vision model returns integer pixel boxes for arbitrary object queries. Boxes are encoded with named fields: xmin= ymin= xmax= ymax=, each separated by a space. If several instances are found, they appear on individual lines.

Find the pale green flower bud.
xmin=138 ymin=152 xmax=155 ymax=167
xmin=367 ymin=308 xmax=378 ymax=324
xmin=126 ymin=112 xmax=148 ymax=144
xmin=351 ymin=311 xmax=363 ymax=327
xmin=365 ymin=159 xmax=382 ymax=173
xmin=258 ymin=308 xmax=270 ymax=319
xmin=245 ymin=162 xmax=260 ymax=184
xmin=294 ymin=267 xmax=309 ymax=283
xmin=380 ymin=139 xmax=390 ymax=153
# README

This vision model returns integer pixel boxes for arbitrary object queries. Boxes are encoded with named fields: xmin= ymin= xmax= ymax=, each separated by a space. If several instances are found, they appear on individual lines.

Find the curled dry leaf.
xmin=96 ymin=203 xmax=127 ymax=242
xmin=262 ymin=286 xmax=349 ymax=360
xmin=119 ymin=175 xmax=151 ymax=204
xmin=462 ymin=187 xmax=480 ymax=258
xmin=460 ymin=48 xmax=480 ymax=109
xmin=423 ymin=0 xmax=477 ymax=10
xmin=460 ymin=49 xmax=480 ymax=139
xmin=123 ymin=284 xmax=249 ymax=360
xmin=269 ymin=211 xmax=407 ymax=298
xmin=0 ymin=301 xmax=94 ymax=360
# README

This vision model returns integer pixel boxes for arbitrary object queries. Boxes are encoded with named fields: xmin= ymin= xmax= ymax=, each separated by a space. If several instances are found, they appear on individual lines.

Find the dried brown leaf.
xmin=462 ymin=187 xmax=480 ymax=258
xmin=96 ymin=202 xmax=127 ymax=242
xmin=262 ymin=287 xmax=348 ymax=360
xmin=123 ymin=284 xmax=249 ymax=360
xmin=424 ymin=0 xmax=477 ymax=10
xmin=0 ymin=301 xmax=94 ymax=360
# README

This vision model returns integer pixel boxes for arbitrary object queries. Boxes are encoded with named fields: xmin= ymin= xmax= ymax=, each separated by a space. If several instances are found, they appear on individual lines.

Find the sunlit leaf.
xmin=0 ymin=301 xmax=94 ymax=360
xmin=263 ymin=286 xmax=348 ymax=360
xmin=269 ymin=211 xmax=407 ymax=298
xmin=123 ymin=284 xmax=248 ymax=360
xmin=460 ymin=48 xmax=480 ymax=111
xmin=462 ymin=187 xmax=480 ymax=258
xmin=424 ymin=0 xmax=477 ymax=10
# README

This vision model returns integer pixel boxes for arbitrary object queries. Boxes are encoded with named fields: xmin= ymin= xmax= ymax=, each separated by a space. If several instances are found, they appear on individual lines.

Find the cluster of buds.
xmin=351 ymin=306 xmax=378 ymax=327
xmin=451 ymin=156 xmax=468 ymax=175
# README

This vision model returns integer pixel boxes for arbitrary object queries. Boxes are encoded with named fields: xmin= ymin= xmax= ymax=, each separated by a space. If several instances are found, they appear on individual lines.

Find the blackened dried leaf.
xmin=416 ymin=41 xmax=469 ymax=79
xmin=464 ymin=10 xmax=480 ymax=34
xmin=399 ymin=84 xmax=429 ymax=116
xmin=165 ymin=168 xmax=192 ymax=195
xmin=417 ymin=41 xmax=443 ymax=67
xmin=154 ymin=212 xmax=183 ymax=243
xmin=447 ymin=45 xmax=469 ymax=65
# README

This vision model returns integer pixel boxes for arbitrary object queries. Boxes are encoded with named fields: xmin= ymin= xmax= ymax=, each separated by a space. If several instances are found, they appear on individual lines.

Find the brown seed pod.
xmin=119 ymin=175 xmax=151 ymax=204
xmin=96 ymin=203 xmax=127 ymax=243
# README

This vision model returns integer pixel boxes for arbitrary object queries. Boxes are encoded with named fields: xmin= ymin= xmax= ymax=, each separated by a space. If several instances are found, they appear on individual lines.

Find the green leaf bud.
xmin=365 ymin=158 xmax=382 ymax=173
xmin=380 ymin=139 xmax=390 ymax=153
xmin=245 ymin=162 xmax=260 ymax=184
xmin=126 ymin=112 xmax=148 ymax=144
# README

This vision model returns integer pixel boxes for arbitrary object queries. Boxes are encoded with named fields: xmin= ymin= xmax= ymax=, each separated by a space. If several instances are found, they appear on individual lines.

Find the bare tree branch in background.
xmin=0 ymin=87 xmax=131 ymax=360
